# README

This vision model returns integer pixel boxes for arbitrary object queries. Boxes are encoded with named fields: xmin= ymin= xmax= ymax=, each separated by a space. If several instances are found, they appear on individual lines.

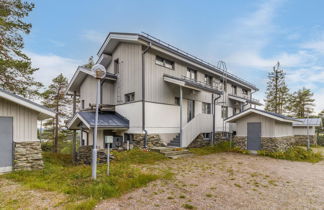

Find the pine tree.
xmin=82 ymin=56 xmax=94 ymax=69
xmin=264 ymin=62 xmax=290 ymax=114
xmin=0 ymin=0 xmax=42 ymax=97
xmin=288 ymin=87 xmax=315 ymax=118
xmin=42 ymin=74 xmax=72 ymax=152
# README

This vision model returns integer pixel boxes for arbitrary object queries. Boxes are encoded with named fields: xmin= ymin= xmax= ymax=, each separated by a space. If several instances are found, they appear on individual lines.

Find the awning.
xmin=68 ymin=111 xmax=129 ymax=130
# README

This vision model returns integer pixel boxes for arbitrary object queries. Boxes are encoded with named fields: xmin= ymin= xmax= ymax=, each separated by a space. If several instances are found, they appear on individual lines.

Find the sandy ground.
xmin=96 ymin=153 xmax=324 ymax=210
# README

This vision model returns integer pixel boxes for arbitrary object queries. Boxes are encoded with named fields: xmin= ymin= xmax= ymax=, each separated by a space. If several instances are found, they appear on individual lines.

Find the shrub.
xmin=258 ymin=147 xmax=322 ymax=163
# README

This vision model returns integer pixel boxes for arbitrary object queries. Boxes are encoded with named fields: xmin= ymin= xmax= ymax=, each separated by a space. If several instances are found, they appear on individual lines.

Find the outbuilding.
xmin=0 ymin=88 xmax=55 ymax=172
xmin=225 ymin=108 xmax=300 ymax=152
xmin=293 ymin=118 xmax=322 ymax=145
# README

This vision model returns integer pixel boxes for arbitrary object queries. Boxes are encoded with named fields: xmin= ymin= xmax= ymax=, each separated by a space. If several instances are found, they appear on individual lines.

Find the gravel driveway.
xmin=97 ymin=153 xmax=324 ymax=210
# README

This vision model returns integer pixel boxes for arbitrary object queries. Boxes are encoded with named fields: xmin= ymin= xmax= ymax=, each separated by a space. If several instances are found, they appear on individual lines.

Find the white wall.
xmin=274 ymin=121 xmax=293 ymax=137
xmin=293 ymin=127 xmax=316 ymax=135
xmin=80 ymin=76 xmax=96 ymax=109
xmin=115 ymin=101 xmax=142 ymax=133
xmin=0 ymin=98 xmax=38 ymax=142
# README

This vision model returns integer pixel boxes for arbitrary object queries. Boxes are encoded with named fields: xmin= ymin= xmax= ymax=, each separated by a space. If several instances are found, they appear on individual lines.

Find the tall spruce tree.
xmin=0 ymin=0 xmax=42 ymax=97
xmin=288 ymin=87 xmax=315 ymax=118
xmin=264 ymin=62 xmax=290 ymax=114
xmin=42 ymin=74 xmax=72 ymax=152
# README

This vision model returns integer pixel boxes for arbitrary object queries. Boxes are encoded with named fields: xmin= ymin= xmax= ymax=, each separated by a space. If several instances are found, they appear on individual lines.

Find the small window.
xmin=125 ymin=92 xmax=135 ymax=103
xmin=233 ymin=107 xmax=240 ymax=116
xmin=203 ymin=133 xmax=211 ymax=140
xmin=114 ymin=59 xmax=119 ymax=74
xmin=187 ymin=68 xmax=197 ymax=81
xmin=155 ymin=56 xmax=174 ymax=69
xmin=242 ymin=89 xmax=248 ymax=95
xmin=221 ymin=106 xmax=228 ymax=118
xmin=204 ymin=75 xmax=213 ymax=86
xmin=202 ymin=102 xmax=211 ymax=114
xmin=81 ymin=100 xmax=85 ymax=109
xmin=232 ymin=85 xmax=237 ymax=95
xmin=175 ymin=97 xmax=180 ymax=105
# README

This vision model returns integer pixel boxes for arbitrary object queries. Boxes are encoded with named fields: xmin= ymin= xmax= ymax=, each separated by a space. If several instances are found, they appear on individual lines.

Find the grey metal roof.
xmin=256 ymin=109 xmax=299 ymax=122
xmin=293 ymin=118 xmax=322 ymax=127
xmin=78 ymin=111 xmax=129 ymax=128
xmin=0 ymin=88 xmax=55 ymax=114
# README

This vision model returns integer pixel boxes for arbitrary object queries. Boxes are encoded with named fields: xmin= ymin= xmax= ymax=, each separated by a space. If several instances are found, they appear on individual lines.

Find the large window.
xmin=221 ymin=106 xmax=228 ymax=118
xmin=242 ymin=89 xmax=248 ymax=95
xmin=232 ymin=85 xmax=237 ymax=95
xmin=114 ymin=59 xmax=119 ymax=74
xmin=155 ymin=56 xmax=174 ymax=70
xmin=186 ymin=68 xmax=197 ymax=81
xmin=204 ymin=74 xmax=213 ymax=86
xmin=125 ymin=92 xmax=135 ymax=103
xmin=202 ymin=102 xmax=211 ymax=114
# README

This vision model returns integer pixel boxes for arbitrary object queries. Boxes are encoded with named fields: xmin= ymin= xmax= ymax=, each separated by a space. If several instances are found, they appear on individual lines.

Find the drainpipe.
xmin=142 ymin=42 xmax=151 ymax=148
xmin=212 ymin=94 xmax=222 ymax=145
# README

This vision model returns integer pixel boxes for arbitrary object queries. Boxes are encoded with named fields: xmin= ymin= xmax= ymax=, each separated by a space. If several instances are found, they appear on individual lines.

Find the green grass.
xmin=2 ymin=149 xmax=171 ymax=209
xmin=258 ymin=147 xmax=322 ymax=163
xmin=189 ymin=141 xmax=248 ymax=155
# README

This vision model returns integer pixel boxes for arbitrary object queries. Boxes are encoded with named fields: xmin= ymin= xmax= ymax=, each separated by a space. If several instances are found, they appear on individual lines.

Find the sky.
xmin=23 ymin=0 xmax=324 ymax=113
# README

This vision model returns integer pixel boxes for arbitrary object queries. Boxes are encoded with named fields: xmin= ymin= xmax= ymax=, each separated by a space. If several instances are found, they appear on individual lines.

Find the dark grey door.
xmin=187 ymin=100 xmax=195 ymax=122
xmin=247 ymin=122 xmax=261 ymax=150
xmin=0 ymin=117 xmax=13 ymax=170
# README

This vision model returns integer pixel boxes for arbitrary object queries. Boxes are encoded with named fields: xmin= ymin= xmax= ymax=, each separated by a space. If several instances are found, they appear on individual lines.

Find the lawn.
xmin=1 ymin=149 xmax=171 ymax=209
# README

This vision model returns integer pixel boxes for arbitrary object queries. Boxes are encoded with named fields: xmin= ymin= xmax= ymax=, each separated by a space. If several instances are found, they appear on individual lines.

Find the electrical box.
xmin=105 ymin=136 xmax=113 ymax=144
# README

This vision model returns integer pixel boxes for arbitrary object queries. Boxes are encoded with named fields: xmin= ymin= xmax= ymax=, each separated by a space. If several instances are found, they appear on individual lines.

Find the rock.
xmin=14 ymin=141 xmax=44 ymax=171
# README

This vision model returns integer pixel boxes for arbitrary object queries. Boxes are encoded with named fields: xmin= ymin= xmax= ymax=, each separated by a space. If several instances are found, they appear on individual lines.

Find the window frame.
xmin=155 ymin=55 xmax=174 ymax=70
xmin=242 ymin=89 xmax=248 ymax=95
xmin=221 ymin=106 xmax=228 ymax=119
xmin=202 ymin=102 xmax=211 ymax=114
xmin=125 ymin=92 xmax=135 ymax=103
xmin=186 ymin=68 xmax=197 ymax=81
xmin=114 ymin=58 xmax=119 ymax=74
xmin=204 ymin=74 xmax=213 ymax=86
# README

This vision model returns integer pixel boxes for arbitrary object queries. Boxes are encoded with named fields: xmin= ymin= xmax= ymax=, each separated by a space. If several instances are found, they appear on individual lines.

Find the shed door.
xmin=247 ymin=122 xmax=261 ymax=150
xmin=0 ymin=117 xmax=13 ymax=172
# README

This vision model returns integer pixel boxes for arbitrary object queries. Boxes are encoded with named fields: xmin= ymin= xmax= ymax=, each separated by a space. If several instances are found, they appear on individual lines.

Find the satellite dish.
xmin=91 ymin=64 xmax=106 ymax=79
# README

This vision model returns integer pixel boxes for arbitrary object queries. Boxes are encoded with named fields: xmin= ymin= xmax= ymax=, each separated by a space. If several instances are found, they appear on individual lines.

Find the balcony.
xmin=228 ymin=93 xmax=262 ymax=106
xmin=163 ymin=74 xmax=223 ymax=95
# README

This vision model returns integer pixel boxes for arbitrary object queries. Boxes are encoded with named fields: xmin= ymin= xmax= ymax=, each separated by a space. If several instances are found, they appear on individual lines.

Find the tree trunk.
xmin=54 ymin=113 xmax=59 ymax=153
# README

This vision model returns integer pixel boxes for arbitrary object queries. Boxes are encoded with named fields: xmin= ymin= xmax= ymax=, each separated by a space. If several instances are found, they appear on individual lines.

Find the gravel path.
xmin=96 ymin=153 xmax=324 ymax=210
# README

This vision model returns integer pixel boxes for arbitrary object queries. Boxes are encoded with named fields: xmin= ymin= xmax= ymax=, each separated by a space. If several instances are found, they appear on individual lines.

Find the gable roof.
xmin=97 ymin=32 xmax=258 ymax=91
xmin=225 ymin=108 xmax=300 ymax=124
xmin=67 ymin=111 xmax=129 ymax=130
xmin=0 ymin=88 xmax=55 ymax=120
xmin=293 ymin=118 xmax=322 ymax=127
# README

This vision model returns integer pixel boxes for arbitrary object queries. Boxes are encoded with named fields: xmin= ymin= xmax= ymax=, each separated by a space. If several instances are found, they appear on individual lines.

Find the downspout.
xmin=212 ymin=93 xmax=222 ymax=145
xmin=142 ymin=42 xmax=151 ymax=148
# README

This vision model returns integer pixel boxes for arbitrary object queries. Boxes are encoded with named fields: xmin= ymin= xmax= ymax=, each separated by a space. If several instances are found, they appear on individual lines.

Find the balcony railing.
xmin=182 ymin=76 xmax=221 ymax=91
xmin=228 ymin=93 xmax=261 ymax=105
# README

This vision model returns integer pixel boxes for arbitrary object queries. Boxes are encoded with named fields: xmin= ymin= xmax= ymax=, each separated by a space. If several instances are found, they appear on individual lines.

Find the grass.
xmin=258 ymin=146 xmax=322 ymax=163
xmin=2 ymin=149 xmax=171 ymax=209
xmin=189 ymin=141 xmax=247 ymax=155
xmin=182 ymin=203 xmax=196 ymax=209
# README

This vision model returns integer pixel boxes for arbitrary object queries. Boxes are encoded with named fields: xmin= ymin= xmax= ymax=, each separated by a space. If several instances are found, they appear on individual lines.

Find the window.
xmin=233 ymin=107 xmax=240 ymax=116
xmin=221 ymin=106 xmax=228 ymax=118
xmin=232 ymin=85 xmax=237 ymax=95
xmin=220 ymin=79 xmax=227 ymax=91
xmin=203 ymin=133 xmax=211 ymax=140
xmin=155 ymin=56 xmax=174 ymax=69
xmin=186 ymin=68 xmax=197 ymax=81
xmin=81 ymin=100 xmax=85 ymax=110
xmin=204 ymin=74 xmax=213 ymax=86
xmin=202 ymin=102 xmax=211 ymax=114
xmin=242 ymin=89 xmax=248 ymax=95
xmin=175 ymin=97 xmax=180 ymax=105
xmin=114 ymin=59 xmax=119 ymax=74
xmin=125 ymin=92 xmax=135 ymax=103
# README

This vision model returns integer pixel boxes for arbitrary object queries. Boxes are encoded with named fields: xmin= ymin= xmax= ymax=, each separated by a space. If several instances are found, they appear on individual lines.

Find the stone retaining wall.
xmin=133 ymin=134 xmax=165 ymax=148
xmin=233 ymin=136 xmax=247 ymax=150
xmin=14 ymin=141 xmax=44 ymax=171
xmin=77 ymin=146 xmax=113 ymax=164
xmin=188 ymin=134 xmax=211 ymax=148
xmin=294 ymin=135 xmax=317 ymax=146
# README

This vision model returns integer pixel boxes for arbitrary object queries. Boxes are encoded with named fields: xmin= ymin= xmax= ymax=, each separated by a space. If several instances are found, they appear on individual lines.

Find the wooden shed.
xmin=0 ymin=88 xmax=55 ymax=172
xmin=225 ymin=108 xmax=299 ymax=152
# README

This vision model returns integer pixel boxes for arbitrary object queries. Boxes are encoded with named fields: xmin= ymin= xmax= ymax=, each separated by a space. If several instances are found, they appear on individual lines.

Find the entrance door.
xmin=247 ymin=122 xmax=261 ymax=151
xmin=187 ymin=100 xmax=195 ymax=122
xmin=0 ymin=117 xmax=13 ymax=172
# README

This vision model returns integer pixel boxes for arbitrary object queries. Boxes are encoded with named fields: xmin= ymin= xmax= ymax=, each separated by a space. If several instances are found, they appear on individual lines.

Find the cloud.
xmin=27 ymin=51 xmax=81 ymax=87
xmin=81 ymin=30 xmax=106 ymax=43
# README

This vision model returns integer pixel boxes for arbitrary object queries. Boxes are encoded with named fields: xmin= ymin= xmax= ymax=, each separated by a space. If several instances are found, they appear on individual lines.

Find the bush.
xmin=258 ymin=147 xmax=322 ymax=163
xmin=41 ymin=141 xmax=53 ymax=152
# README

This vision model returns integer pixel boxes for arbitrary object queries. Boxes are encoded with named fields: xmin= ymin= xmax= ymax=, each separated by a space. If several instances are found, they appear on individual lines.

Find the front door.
xmin=247 ymin=122 xmax=261 ymax=151
xmin=0 ymin=117 xmax=13 ymax=172
xmin=187 ymin=100 xmax=195 ymax=122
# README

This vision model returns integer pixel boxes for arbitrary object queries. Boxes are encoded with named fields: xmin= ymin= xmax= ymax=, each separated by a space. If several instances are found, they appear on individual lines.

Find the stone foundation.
xmin=14 ymin=141 xmax=44 ymax=171
xmin=232 ymin=136 xmax=295 ymax=152
xmin=133 ymin=134 xmax=166 ymax=148
xmin=188 ymin=134 xmax=211 ymax=148
xmin=77 ymin=146 xmax=114 ymax=164
xmin=294 ymin=135 xmax=317 ymax=146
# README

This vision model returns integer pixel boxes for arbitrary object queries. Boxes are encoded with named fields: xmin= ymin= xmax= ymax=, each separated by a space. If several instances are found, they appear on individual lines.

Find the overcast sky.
xmin=24 ymin=0 xmax=324 ymax=113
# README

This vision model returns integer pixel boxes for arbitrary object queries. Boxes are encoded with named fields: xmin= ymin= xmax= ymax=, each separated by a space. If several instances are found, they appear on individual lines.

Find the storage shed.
xmin=0 ymin=88 xmax=55 ymax=172
xmin=293 ymin=118 xmax=322 ymax=145
xmin=225 ymin=108 xmax=300 ymax=152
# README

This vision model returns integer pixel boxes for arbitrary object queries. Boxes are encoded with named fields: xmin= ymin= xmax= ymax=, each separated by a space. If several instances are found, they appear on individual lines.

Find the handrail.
xmin=182 ymin=76 xmax=221 ymax=91
xmin=181 ymin=113 xmax=213 ymax=147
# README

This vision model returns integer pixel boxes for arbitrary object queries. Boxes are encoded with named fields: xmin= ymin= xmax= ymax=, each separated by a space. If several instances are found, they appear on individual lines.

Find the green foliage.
xmin=288 ymin=87 xmax=315 ymax=118
xmin=82 ymin=56 xmax=94 ymax=69
xmin=182 ymin=203 xmax=196 ymax=209
xmin=258 ymin=147 xmax=322 ymax=163
xmin=189 ymin=141 xmax=248 ymax=155
xmin=264 ymin=62 xmax=290 ymax=114
xmin=2 ymin=150 xmax=171 ymax=208
xmin=0 ymin=0 xmax=42 ymax=97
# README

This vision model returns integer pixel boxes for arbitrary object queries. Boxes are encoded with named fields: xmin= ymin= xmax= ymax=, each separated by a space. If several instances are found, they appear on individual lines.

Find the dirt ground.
xmin=96 ymin=153 xmax=324 ymax=210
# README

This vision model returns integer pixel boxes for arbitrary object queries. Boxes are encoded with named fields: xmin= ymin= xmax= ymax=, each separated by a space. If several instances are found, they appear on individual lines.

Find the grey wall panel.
xmin=0 ymin=117 xmax=13 ymax=168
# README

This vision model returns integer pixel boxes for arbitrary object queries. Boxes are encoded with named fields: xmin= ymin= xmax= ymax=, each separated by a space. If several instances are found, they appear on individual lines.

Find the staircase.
xmin=167 ymin=133 xmax=181 ymax=147
xmin=152 ymin=147 xmax=193 ymax=159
